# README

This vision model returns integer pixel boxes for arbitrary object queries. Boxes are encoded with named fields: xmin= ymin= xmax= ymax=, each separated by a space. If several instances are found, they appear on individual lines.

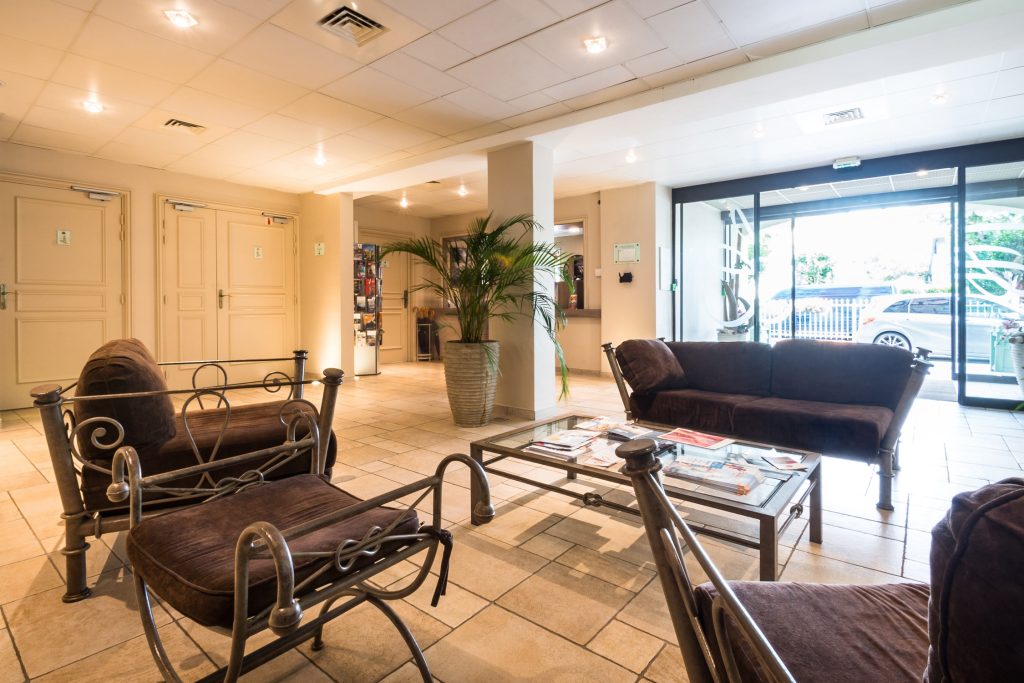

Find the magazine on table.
xmin=574 ymin=416 xmax=657 ymax=441
xmin=662 ymin=455 xmax=765 ymax=495
xmin=574 ymin=437 xmax=625 ymax=468
xmin=659 ymin=428 xmax=734 ymax=449
xmin=531 ymin=429 xmax=597 ymax=451
xmin=761 ymin=453 xmax=807 ymax=471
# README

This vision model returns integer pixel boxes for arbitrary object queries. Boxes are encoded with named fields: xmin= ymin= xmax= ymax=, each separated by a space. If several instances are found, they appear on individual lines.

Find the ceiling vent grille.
xmin=822 ymin=108 xmax=864 ymax=126
xmin=318 ymin=5 xmax=388 ymax=46
xmin=163 ymin=118 xmax=207 ymax=135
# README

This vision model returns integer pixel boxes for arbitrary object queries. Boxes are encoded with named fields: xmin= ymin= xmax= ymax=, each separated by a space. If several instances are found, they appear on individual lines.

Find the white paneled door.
xmin=0 ymin=180 xmax=125 ymax=409
xmin=161 ymin=202 xmax=296 ymax=388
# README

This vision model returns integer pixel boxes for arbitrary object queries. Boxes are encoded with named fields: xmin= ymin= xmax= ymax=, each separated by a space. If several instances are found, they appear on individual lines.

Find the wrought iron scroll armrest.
xmin=433 ymin=454 xmax=494 ymax=528
xmin=108 ymin=446 xmax=144 ymax=527
xmin=234 ymin=522 xmax=302 ymax=644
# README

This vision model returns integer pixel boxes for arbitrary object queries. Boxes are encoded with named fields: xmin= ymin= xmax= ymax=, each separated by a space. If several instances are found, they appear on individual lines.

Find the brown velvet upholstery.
xmin=80 ymin=401 xmax=338 ymax=511
xmin=75 ymin=338 xmax=176 ymax=462
xmin=615 ymin=339 xmax=687 ymax=393
xmin=127 ymin=474 xmax=420 ymax=628
xmin=771 ymin=338 xmax=913 ymax=410
xmin=733 ymin=397 xmax=893 ymax=458
xmin=638 ymin=389 xmax=760 ymax=435
xmin=665 ymin=341 xmax=773 ymax=395
xmin=925 ymin=478 xmax=1024 ymax=682
xmin=695 ymin=581 xmax=930 ymax=683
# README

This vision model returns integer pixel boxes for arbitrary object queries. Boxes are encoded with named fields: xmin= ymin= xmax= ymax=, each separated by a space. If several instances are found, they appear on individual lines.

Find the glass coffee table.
xmin=469 ymin=415 xmax=822 ymax=580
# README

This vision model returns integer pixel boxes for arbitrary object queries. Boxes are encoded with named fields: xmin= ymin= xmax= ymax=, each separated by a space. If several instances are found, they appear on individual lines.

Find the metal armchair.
xmin=616 ymin=438 xmax=931 ymax=683
xmin=109 ymin=404 xmax=493 ymax=683
xmin=32 ymin=339 xmax=341 ymax=602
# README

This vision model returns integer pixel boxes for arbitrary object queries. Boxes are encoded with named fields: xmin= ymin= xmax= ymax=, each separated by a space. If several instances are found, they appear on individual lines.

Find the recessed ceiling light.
xmin=583 ymin=36 xmax=607 ymax=54
xmin=82 ymin=99 xmax=104 ymax=113
xmin=930 ymin=91 xmax=949 ymax=105
xmin=752 ymin=124 xmax=765 ymax=138
xmin=797 ymin=185 xmax=810 ymax=191
xmin=457 ymin=183 xmax=468 ymax=197
xmin=314 ymin=149 xmax=326 ymax=166
xmin=163 ymin=9 xmax=198 ymax=28
xmin=916 ymin=169 xmax=929 ymax=177
xmin=625 ymin=149 xmax=637 ymax=164
xmin=399 ymin=193 xmax=409 ymax=209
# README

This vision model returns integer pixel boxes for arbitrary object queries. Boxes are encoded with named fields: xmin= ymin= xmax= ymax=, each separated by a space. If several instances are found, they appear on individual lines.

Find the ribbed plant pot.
xmin=444 ymin=341 xmax=500 ymax=427
xmin=1011 ymin=342 xmax=1024 ymax=398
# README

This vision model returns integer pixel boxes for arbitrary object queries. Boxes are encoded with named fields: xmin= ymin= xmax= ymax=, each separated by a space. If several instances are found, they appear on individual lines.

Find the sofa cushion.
xmin=925 ymin=478 xmax=1024 ymax=682
xmin=770 ymin=339 xmax=913 ymax=410
xmin=732 ymin=397 xmax=892 ymax=458
xmin=665 ymin=342 xmax=772 ymax=396
xmin=615 ymin=339 xmax=687 ymax=393
xmin=636 ymin=389 xmax=760 ymax=435
xmin=74 ymin=338 xmax=176 ymax=462
xmin=81 ymin=400 xmax=338 ymax=512
xmin=127 ymin=474 xmax=420 ymax=628
xmin=695 ymin=581 xmax=929 ymax=683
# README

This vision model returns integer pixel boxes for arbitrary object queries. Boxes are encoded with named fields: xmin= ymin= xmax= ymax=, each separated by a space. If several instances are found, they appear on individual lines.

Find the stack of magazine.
xmin=524 ymin=429 xmax=598 ymax=461
xmin=663 ymin=455 xmax=766 ymax=495
xmin=523 ymin=417 xmax=659 ymax=468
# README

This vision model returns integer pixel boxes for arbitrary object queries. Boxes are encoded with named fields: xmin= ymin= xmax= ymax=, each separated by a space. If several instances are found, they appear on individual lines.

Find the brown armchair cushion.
xmin=74 ymin=338 xmax=175 ymax=462
xmin=696 ymin=581 xmax=929 ymax=683
xmin=925 ymin=478 xmax=1024 ymax=682
xmin=127 ymin=474 xmax=420 ymax=628
xmin=615 ymin=339 xmax=687 ymax=393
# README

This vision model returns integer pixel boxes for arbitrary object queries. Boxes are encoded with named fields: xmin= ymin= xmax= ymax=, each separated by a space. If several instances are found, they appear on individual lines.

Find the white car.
xmin=854 ymin=294 xmax=1020 ymax=359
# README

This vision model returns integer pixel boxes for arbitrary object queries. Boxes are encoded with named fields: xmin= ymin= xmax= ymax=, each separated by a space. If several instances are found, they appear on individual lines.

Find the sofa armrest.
xmin=602 ymin=342 xmax=634 ymax=420
xmin=880 ymin=355 xmax=932 ymax=453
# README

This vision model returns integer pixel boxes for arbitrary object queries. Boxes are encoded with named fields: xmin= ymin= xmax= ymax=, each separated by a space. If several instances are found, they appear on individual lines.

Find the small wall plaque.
xmin=56 ymin=229 xmax=71 ymax=246
xmin=613 ymin=243 xmax=639 ymax=263
xmin=314 ymin=242 xmax=326 ymax=256
xmin=253 ymin=246 xmax=264 ymax=259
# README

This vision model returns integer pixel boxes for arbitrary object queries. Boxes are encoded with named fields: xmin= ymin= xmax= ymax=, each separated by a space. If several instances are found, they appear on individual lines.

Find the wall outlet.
xmin=314 ymin=242 xmax=325 ymax=256
xmin=56 ymin=229 xmax=71 ymax=246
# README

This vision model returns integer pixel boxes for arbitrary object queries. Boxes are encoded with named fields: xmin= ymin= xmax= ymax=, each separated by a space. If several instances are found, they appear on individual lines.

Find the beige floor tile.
xmin=645 ymin=645 xmax=688 ymax=683
xmin=0 ymin=498 xmax=19 ymax=525
xmin=5 ymin=568 xmax=171 ymax=677
xmin=555 ymin=544 xmax=654 ymax=592
xmin=45 ymin=535 xmax=125 ymax=582
xmin=0 ymin=556 xmax=62 ymax=605
xmin=441 ymin=527 xmax=547 ymax=600
xmin=474 ymin=501 xmax=563 ymax=546
xmin=546 ymin=506 xmax=653 ymax=568
xmin=518 ymin=532 xmax=574 ymax=560
xmin=497 ymin=563 xmax=633 ymax=644
xmin=34 ymin=621 xmax=215 ymax=683
xmin=7 ymin=484 xmax=62 ymax=539
xmin=0 ymin=627 xmax=24 ymax=683
xmin=587 ymin=619 xmax=664 ymax=673
xmin=299 ymin=600 xmax=449 ymax=682
xmin=781 ymin=549 xmax=908 ymax=585
xmin=0 ymin=519 xmax=45 ymax=568
xmin=400 ymin=577 xmax=488 ymax=628
xmin=426 ymin=605 xmax=634 ymax=683
xmin=377 ymin=660 xmax=440 ymax=682
xmin=616 ymin=579 xmax=677 ymax=643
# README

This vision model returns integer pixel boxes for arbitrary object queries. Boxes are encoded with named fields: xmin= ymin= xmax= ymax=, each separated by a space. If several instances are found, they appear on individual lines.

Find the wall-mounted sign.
xmin=613 ymin=243 xmax=639 ymax=263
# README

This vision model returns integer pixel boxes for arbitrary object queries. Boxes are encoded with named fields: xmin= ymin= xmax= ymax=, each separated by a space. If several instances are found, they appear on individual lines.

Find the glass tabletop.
xmin=483 ymin=415 xmax=812 ymax=509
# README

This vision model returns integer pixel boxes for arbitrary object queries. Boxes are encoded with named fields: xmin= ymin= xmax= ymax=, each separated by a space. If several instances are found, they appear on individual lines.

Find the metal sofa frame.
xmin=32 ymin=349 xmax=340 ymax=603
xmin=602 ymin=341 xmax=932 ymax=510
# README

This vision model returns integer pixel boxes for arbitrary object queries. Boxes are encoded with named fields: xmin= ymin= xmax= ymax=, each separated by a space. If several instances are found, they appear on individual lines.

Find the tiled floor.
xmin=2 ymin=362 xmax=1023 ymax=682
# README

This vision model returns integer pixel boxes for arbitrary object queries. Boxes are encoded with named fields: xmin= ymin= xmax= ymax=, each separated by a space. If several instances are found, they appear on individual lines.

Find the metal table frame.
xmin=470 ymin=415 xmax=822 ymax=580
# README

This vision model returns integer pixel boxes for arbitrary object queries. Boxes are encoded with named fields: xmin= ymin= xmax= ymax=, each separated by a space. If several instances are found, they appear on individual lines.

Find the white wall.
xmin=299 ymin=192 xmax=347 ymax=375
xmin=0 ymin=141 xmax=300 ymax=352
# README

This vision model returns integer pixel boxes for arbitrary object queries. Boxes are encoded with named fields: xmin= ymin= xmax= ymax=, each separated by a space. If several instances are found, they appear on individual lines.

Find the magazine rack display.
xmin=353 ymin=243 xmax=382 ymax=376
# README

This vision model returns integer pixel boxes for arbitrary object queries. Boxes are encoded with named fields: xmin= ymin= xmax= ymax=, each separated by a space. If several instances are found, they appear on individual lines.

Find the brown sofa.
xmin=604 ymin=338 xmax=931 ymax=510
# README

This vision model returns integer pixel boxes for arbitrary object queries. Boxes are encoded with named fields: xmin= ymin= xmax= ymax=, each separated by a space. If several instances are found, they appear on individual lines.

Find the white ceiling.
xmin=0 ymin=0 xmax=988 ymax=204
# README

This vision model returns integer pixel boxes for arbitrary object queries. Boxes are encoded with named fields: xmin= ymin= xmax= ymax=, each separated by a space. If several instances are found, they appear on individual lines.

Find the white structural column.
xmin=299 ymin=191 xmax=355 ymax=376
xmin=487 ymin=142 xmax=558 ymax=420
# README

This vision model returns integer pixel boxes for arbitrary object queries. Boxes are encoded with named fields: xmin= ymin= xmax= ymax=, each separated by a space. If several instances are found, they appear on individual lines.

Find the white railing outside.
xmin=762 ymin=296 xmax=872 ymax=342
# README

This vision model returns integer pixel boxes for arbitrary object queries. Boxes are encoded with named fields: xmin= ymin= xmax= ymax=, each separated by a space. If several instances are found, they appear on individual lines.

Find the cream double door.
xmin=160 ymin=203 xmax=296 ymax=388
xmin=0 ymin=179 xmax=125 ymax=409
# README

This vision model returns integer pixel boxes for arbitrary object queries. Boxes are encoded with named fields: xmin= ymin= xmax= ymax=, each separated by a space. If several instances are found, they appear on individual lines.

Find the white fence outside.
xmin=762 ymin=296 xmax=871 ymax=342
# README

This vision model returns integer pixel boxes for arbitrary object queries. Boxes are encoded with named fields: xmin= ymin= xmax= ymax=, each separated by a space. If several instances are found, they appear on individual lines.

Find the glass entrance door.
xmin=959 ymin=161 xmax=1024 ymax=404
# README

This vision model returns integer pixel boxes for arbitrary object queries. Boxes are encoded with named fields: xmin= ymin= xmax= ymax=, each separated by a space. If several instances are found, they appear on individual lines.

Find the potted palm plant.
xmin=382 ymin=213 xmax=573 ymax=427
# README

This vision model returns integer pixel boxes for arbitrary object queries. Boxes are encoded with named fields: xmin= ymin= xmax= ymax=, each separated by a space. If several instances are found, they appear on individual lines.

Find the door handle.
xmin=218 ymin=289 xmax=228 ymax=309
xmin=403 ymin=289 xmax=409 ymax=308
xmin=0 ymin=283 xmax=14 ymax=310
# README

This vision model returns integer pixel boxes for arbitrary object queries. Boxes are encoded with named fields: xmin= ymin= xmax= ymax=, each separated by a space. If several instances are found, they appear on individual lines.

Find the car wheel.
xmin=873 ymin=331 xmax=911 ymax=351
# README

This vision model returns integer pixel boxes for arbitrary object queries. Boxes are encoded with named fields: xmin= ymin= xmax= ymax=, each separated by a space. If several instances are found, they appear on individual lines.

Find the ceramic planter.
xmin=443 ymin=340 xmax=499 ymax=427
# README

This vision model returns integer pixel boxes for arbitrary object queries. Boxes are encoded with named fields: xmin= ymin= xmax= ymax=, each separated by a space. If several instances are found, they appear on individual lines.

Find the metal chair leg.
xmin=366 ymin=595 xmax=432 ymax=683
xmin=877 ymin=449 xmax=895 ymax=511
xmin=60 ymin=520 xmax=92 ymax=602
xmin=134 ymin=574 xmax=184 ymax=683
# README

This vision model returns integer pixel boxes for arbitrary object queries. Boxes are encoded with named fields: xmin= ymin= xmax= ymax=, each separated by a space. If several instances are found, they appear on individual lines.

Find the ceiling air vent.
xmin=163 ymin=118 xmax=207 ymax=135
xmin=822 ymin=108 xmax=864 ymax=126
xmin=318 ymin=5 xmax=388 ymax=46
